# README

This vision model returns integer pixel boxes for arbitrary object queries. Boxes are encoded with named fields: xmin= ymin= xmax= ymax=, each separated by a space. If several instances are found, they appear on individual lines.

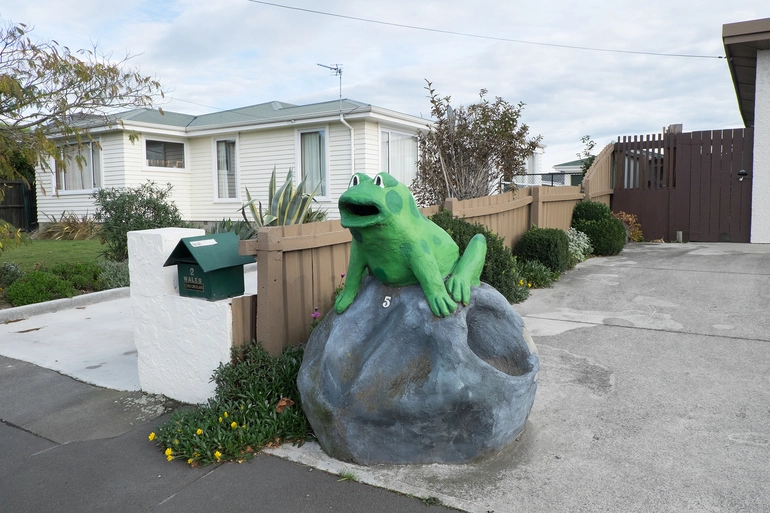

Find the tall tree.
xmin=412 ymin=81 xmax=541 ymax=207
xmin=0 ymin=21 xmax=165 ymax=183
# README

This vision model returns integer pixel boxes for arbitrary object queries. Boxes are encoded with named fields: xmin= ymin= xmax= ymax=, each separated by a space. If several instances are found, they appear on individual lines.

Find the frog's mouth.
xmin=339 ymin=199 xmax=384 ymax=227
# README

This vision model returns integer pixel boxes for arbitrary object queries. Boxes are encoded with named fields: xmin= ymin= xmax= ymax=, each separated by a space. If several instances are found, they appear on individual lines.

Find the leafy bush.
xmin=48 ymin=262 xmax=103 ymax=291
xmin=35 ymin=212 xmax=101 ymax=240
xmin=566 ymin=227 xmax=593 ymax=268
xmin=6 ymin=270 xmax=76 ymax=306
xmin=513 ymin=226 xmax=569 ymax=273
xmin=150 ymin=344 xmax=311 ymax=467
xmin=98 ymin=260 xmax=130 ymax=289
xmin=92 ymin=181 xmax=188 ymax=261
xmin=572 ymin=200 xmax=612 ymax=224
xmin=573 ymin=218 xmax=626 ymax=256
xmin=612 ymin=211 xmax=644 ymax=242
xmin=0 ymin=262 xmax=24 ymax=288
xmin=516 ymin=259 xmax=558 ymax=289
xmin=429 ymin=210 xmax=529 ymax=304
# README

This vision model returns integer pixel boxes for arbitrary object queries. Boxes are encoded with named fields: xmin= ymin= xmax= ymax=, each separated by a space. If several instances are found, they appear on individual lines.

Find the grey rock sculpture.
xmin=298 ymin=276 xmax=539 ymax=465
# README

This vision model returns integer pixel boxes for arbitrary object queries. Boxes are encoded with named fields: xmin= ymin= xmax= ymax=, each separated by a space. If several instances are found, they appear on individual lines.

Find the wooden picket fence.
xmin=235 ymin=176 xmax=609 ymax=354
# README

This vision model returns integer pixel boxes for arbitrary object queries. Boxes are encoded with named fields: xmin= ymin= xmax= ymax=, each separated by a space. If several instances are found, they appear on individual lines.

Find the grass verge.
xmin=0 ymin=239 xmax=104 ymax=272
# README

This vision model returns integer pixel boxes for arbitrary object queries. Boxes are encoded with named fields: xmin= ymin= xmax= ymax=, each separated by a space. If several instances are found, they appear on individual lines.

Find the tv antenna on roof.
xmin=317 ymin=63 xmax=343 ymax=107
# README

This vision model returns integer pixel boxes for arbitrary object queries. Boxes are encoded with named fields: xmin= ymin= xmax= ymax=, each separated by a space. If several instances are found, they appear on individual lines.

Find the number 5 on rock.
xmin=382 ymin=296 xmax=391 ymax=308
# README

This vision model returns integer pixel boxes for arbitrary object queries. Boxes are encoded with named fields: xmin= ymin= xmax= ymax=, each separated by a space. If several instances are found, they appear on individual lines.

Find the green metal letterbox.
xmin=163 ymin=232 xmax=255 ymax=301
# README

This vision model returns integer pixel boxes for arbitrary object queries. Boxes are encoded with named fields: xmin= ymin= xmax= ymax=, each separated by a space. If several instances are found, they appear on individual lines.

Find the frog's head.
xmin=339 ymin=172 xmax=413 ymax=229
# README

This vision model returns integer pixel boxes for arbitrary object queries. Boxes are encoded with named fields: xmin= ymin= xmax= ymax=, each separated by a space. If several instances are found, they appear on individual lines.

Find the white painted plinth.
xmin=128 ymin=228 xmax=234 ymax=404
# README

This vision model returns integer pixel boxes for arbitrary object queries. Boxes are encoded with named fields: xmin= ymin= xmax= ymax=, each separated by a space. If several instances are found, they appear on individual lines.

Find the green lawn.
xmin=0 ymin=239 xmax=105 ymax=272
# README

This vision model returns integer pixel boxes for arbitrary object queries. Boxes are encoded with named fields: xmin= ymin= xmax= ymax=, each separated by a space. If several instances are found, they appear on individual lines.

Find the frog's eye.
xmin=348 ymin=175 xmax=360 ymax=188
xmin=373 ymin=175 xmax=385 ymax=188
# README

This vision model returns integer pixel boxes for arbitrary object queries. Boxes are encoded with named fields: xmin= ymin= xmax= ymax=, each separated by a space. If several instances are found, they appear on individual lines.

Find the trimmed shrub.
xmin=0 ymin=262 xmax=24 ymax=288
xmin=513 ymin=226 xmax=569 ymax=273
xmin=92 ymin=181 xmax=188 ymax=262
xmin=574 ymin=218 xmax=626 ymax=256
xmin=6 ymin=271 xmax=76 ymax=306
xmin=572 ymin=200 xmax=612 ymax=224
xmin=429 ymin=210 xmax=529 ymax=303
xmin=98 ymin=260 xmax=130 ymax=289
xmin=566 ymin=227 xmax=593 ymax=268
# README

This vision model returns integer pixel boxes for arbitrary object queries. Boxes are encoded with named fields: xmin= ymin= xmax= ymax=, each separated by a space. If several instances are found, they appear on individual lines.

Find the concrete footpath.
xmin=2 ymin=242 xmax=769 ymax=512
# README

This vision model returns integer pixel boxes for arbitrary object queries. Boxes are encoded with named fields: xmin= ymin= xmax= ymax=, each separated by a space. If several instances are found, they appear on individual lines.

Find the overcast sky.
xmin=2 ymin=1 xmax=767 ymax=171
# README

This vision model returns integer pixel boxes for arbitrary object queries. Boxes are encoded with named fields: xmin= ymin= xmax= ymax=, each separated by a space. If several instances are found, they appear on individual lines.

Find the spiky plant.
xmin=240 ymin=167 xmax=319 ymax=231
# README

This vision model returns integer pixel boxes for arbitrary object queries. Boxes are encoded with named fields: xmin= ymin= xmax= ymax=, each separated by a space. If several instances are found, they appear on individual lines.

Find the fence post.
xmin=530 ymin=187 xmax=542 ymax=227
xmin=444 ymin=197 xmax=457 ymax=216
xmin=256 ymin=226 xmax=285 ymax=356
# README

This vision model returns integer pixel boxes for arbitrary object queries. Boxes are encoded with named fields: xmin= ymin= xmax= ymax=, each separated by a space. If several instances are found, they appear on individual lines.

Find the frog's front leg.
xmin=412 ymin=251 xmax=457 ymax=318
xmin=334 ymin=242 xmax=366 ymax=314
xmin=446 ymin=233 xmax=487 ymax=305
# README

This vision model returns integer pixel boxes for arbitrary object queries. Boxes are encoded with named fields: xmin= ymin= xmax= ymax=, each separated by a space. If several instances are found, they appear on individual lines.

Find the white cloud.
xmin=1 ymin=0 xmax=763 ymax=168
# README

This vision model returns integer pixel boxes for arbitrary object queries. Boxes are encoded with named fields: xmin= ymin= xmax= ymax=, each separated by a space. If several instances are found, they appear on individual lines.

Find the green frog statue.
xmin=334 ymin=172 xmax=487 ymax=318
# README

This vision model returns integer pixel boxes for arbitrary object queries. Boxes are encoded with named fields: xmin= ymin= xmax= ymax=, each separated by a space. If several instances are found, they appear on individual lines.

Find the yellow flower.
xmin=194 ymin=452 xmax=200 ymax=457
xmin=527 ymin=283 xmax=532 ymax=288
xmin=218 ymin=417 xmax=223 ymax=423
xmin=165 ymin=448 xmax=173 ymax=457
xmin=231 ymin=421 xmax=238 ymax=429
xmin=519 ymin=279 xmax=524 ymax=286
xmin=173 ymin=439 xmax=179 ymax=445
xmin=214 ymin=450 xmax=222 ymax=461
xmin=188 ymin=458 xmax=194 ymax=465
xmin=241 ymin=425 xmax=246 ymax=429
xmin=196 ymin=428 xmax=203 ymax=436
xmin=148 ymin=432 xmax=156 ymax=441
xmin=223 ymin=411 xmax=228 ymax=418
xmin=167 ymin=454 xmax=173 ymax=462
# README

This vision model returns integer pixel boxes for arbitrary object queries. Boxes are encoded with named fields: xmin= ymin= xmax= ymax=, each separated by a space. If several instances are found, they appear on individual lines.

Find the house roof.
xmin=95 ymin=98 xmax=417 ymax=134
xmin=723 ymin=17 xmax=770 ymax=128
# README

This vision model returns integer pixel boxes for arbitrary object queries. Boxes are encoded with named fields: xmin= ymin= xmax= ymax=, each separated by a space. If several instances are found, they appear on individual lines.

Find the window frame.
xmin=54 ymin=138 xmax=103 ymax=194
xmin=143 ymin=137 xmax=188 ymax=171
xmin=295 ymin=126 xmax=330 ymax=200
xmin=212 ymin=136 xmax=241 ymax=203
xmin=379 ymin=128 xmax=419 ymax=184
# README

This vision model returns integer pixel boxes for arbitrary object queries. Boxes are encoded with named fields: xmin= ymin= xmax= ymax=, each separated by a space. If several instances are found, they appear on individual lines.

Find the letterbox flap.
xmin=163 ymin=232 xmax=255 ymax=272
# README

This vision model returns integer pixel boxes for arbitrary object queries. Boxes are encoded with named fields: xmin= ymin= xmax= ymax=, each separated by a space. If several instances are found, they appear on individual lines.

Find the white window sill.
xmin=55 ymin=189 xmax=97 ymax=196
xmin=143 ymin=166 xmax=188 ymax=173
xmin=214 ymin=198 xmax=242 ymax=204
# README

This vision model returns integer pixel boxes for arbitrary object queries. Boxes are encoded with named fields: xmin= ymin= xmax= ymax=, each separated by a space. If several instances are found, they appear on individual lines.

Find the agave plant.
xmin=240 ymin=166 xmax=320 ymax=232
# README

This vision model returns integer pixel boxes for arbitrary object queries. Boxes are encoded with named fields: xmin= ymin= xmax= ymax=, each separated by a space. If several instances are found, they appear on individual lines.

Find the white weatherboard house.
xmin=36 ymin=99 xmax=427 ymax=223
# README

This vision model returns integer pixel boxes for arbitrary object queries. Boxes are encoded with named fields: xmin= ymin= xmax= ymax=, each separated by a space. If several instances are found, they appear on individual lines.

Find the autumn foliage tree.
xmin=412 ymin=81 xmax=542 ymax=207
xmin=0 ymin=21 xmax=165 ymax=183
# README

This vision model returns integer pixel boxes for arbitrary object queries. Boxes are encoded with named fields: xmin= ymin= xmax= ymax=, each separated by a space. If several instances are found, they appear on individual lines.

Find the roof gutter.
xmin=339 ymin=113 xmax=355 ymax=175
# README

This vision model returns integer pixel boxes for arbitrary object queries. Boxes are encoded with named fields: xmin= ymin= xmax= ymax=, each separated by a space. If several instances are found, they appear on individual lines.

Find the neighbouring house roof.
xmin=723 ymin=17 xmax=770 ymax=128
xmin=553 ymin=158 xmax=590 ymax=169
xmin=68 ymin=99 xmax=425 ymax=135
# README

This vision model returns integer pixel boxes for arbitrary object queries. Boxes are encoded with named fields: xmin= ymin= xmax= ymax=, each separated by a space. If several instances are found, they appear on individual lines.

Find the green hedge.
xmin=513 ymin=226 xmax=569 ymax=273
xmin=573 ymin=218 xmax=626 ymax=256
xmin=572 ymin=200 xmax=612 ymax=224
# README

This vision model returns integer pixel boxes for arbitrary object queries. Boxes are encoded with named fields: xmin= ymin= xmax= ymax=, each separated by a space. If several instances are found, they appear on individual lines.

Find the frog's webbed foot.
xmin=426 ymin=289 xmax=458 ymax=317
xmin=446 ymin=233 xmax=487 ymax=305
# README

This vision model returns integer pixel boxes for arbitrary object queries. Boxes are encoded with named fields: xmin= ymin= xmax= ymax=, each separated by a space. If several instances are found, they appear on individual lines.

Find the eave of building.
xmin=723 ymin=17 xmax=770 ymax=128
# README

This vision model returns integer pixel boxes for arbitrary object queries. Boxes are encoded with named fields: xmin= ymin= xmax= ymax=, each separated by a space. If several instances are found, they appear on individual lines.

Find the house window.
xmin=146 ymin=140 xmax=185 ymax=168
xmin=300 ymin=129 xmax=327 ymax=197
xmin=216 ymin=140 xmax=238 ymax=199
xmin=381 ymin=130 xmax=418 ymax=184
xmin=56 ymin=141 xmax=101 ymax=191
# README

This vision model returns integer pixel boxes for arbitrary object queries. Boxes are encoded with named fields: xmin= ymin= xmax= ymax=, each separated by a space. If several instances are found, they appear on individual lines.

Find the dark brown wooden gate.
xmin=612 ymin=128 xmax=753 ymax=242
